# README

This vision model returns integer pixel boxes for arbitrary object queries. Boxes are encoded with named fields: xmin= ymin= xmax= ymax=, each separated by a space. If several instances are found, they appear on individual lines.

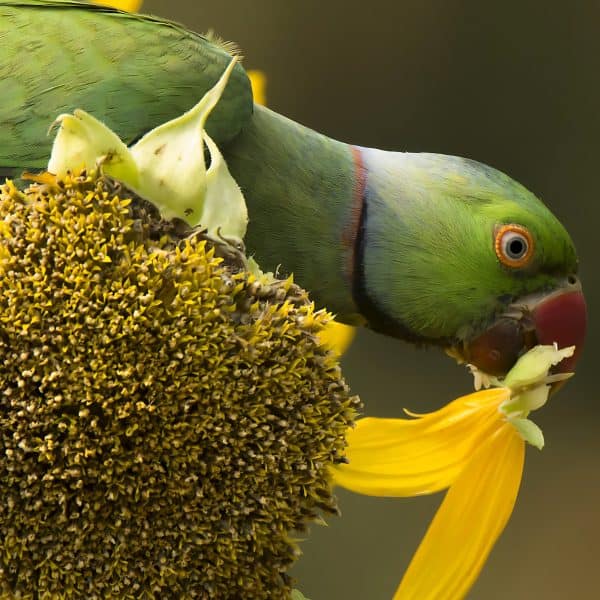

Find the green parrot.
xmin=0 ymin=0 xmax=587 ymax=375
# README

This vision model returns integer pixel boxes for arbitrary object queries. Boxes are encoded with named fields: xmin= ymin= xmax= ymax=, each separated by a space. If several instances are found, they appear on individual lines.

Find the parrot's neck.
xmin=226 ymin=106 xmax=440 ymax=345
xmin=224 ymin=104 xmax=368 ymax=324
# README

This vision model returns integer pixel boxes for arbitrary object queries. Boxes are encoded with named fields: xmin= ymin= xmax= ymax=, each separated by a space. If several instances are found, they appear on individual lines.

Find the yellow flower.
xmin=332 ymin=344 xmax=575 ymax=600
xmin=92 ymin=0 xmax=142 ymax=11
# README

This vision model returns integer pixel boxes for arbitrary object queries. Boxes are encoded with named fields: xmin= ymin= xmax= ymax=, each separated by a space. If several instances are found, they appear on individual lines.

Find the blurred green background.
xmin=143 ymin=1 xmax=598 ymax=598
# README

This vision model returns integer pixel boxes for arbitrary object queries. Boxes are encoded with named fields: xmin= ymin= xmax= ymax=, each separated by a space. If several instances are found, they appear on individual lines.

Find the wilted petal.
xmin=201 ymin=132 xmax=248 ymax=239
xmin=48 ymin=110 xmax=138 ymax=184
xmin=130 ymin=57 xmax=239 ymax=227
xmin=332 ymin=388 xmax=509 ymax=496
xmin=394 ymin=423 xmax=525 ymax=600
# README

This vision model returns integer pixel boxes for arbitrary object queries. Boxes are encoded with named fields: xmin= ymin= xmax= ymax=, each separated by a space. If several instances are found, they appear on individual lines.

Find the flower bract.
xmin=48 ymin=57 xmax=248 ymax=241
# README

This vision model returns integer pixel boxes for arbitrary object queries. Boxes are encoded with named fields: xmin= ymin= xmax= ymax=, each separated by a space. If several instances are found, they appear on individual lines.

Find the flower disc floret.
xmin=0 ymin=173 xmax=358 ymax=599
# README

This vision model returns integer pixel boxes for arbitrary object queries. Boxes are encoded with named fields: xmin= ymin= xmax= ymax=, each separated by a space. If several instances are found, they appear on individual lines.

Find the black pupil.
xmin=507 ymin=236 xmax=526 ymax=258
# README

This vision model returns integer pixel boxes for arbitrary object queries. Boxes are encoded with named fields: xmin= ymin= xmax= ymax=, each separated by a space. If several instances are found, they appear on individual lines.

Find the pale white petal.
xmin=48 ymin=110 xmax=138 ymax=185
xmin=130 ymin=58 xmax=238 ymax=225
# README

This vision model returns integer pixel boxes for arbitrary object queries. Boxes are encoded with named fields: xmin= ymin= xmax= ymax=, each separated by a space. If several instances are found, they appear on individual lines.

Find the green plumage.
xmin=0 ymin=1 xmax=252 ymax=166
xmin=0 ymin=0 xmax=581 ymax=361
xmin=357 ymin=150 xmax=577 ymax=340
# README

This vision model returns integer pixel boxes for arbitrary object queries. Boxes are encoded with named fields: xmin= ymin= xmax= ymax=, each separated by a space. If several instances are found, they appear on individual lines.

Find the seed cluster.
xmin=0 ymin=174 xmax=358 ymax=599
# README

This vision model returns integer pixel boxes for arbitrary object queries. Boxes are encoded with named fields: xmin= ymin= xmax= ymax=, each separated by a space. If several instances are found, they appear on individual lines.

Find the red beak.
xmin=459 ymin=277 xmax=587 ymax=377
xmin=531 ymin=287 xmax=587 ymax=373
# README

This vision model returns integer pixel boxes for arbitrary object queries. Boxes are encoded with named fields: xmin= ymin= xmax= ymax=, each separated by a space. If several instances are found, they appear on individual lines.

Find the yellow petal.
xmin=395 ymin=423 xmax=525 ymax=600
xmin=332 ymin=388 xmax=509 ymax=496
xmin=92 ymin=0 xmax=143 ymax=12
xmin=319 ymin=320 xmax=356 ymax=357
xmin=248 ymin=70 xmax=267 ymax=106
xmin=21 ymin=172 xmax=58 ymax=186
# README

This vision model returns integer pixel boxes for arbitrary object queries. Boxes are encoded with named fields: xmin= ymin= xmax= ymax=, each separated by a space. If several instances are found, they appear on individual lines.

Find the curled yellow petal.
xmin=319 ymin=320 xmax=356 ymax=357
xmin=394 ymin=423 xmax=525 ymax=600
xmin=92 ymin=0 xmax=143 ymax=12
xmin=248 ymin=70 xmax=267 ymax=106
xmin=332 ymin=388 xmax=509 ymax=496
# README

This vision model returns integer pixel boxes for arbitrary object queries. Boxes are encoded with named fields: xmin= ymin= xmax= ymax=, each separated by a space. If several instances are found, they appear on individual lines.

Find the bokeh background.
xmin=142 ymin=1 xmax=598 ymax=598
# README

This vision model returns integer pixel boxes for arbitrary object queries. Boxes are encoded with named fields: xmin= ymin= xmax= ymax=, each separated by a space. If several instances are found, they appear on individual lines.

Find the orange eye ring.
xmin=494 ymin=224 xmax=535 ymax=268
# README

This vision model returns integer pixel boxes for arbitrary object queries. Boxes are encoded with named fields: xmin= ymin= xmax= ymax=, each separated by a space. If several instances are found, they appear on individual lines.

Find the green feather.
xmin=0 ymin=1 xmax=252 ymax=167
xmin=0 ymin=1 xmax=581 ymax=356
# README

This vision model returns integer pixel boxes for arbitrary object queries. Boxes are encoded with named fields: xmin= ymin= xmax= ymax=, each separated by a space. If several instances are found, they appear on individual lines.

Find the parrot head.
xmin=359 ymin=152 xmax=586 ymax=378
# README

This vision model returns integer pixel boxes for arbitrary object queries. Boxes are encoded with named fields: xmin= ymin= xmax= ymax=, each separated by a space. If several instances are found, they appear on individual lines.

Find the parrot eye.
xmin=494 ymin=224 xmax=534 ymax=268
